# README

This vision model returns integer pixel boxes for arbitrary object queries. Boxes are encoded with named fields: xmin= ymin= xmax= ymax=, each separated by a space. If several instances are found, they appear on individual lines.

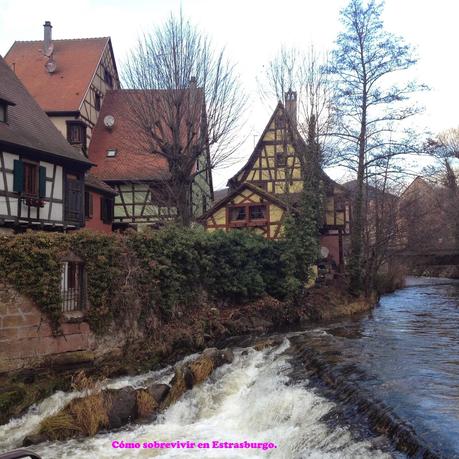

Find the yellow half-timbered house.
xmin=201 ymin=91 xmax=351 ymax=268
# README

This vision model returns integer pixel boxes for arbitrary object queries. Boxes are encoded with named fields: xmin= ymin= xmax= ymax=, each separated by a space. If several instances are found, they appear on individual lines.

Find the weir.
xmin=1 ymin=277 xmax=458 ymax=458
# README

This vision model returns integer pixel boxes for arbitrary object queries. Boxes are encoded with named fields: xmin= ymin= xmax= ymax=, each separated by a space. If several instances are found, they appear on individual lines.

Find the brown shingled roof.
xmin=4 ymin=38 xmax=109 ymax=112
xmin=88 ymin=90 xmax=169 ymax=181
xmin=0 ymin=56 xmax=92 ymax=166
xmin=85 ymin=173 xmax=117 ymax=195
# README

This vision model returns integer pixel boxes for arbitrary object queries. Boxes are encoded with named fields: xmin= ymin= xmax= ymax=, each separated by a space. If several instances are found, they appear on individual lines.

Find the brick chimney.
xmin=284 ymin=89 xmax=297 ymax=127
xmin=43 ymin=21 xmax=53 ymax=56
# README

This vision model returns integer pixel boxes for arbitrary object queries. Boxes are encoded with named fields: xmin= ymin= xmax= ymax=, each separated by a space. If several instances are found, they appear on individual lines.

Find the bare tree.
xmin=328 ymin=0 xmax=427 ymax=292
xmin=424 ymin=127 xmax=459 ymax=248
xmin=123 ymin=13 xmax=246 ymax=226
xmin=259 ymin=46 xmax=336 ymax=167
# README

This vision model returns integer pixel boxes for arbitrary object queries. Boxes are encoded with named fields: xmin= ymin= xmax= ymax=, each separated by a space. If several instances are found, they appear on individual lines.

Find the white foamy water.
xmin=0 ymin=340 xmax=391 ymax=458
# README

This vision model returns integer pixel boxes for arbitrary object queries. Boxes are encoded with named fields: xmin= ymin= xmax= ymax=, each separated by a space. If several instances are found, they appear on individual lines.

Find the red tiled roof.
xmin=0 ymin=56 xmax=92 ymax=166
xmin=4 ymin=38 xmax=109 ymax=112
xmin=88 ymin=90 xmax=169 ymax=181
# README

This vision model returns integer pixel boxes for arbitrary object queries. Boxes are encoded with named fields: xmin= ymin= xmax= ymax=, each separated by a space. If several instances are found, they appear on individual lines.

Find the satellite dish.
xmin=104 ymin=115 xmax=115 ymax=129
xmin=320 ymin=246 xmax=330 ymax=258
xmin=45 ymin=58 xmax=56 ymax=73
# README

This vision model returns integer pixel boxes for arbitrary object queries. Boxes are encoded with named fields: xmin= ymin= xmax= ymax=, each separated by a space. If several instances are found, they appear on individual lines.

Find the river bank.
xmin=0 ymin=284 xmax=375 ymax=427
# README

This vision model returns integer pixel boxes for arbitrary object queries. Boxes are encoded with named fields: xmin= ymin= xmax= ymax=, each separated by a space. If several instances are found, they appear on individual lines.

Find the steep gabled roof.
xmin=4 ymin=37 xmax=111 ymax=112
xmin=400 ymin=176 xmax=434 ymax=199
xmin=228 ymin=102 xmax=285 ymax=187
xmin=0 ymin=56 xmax=92 ymax=166
xmin=199 ymin=182 xmax=288 ymax=222
xmin=228 ymin=100 xmax=348 ymax=195
xmin=88 ymin=90 xmax=169 ymax=181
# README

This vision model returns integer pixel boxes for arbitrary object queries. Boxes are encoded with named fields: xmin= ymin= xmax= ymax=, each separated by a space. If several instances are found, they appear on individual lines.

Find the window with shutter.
xmin=100 ymin=197 xmax=113 ymax=224
xmin=23 ymin=162 xmax=38 ymax=196
xmin=39 ymin=166 xmax=46 ymax=198
xmin=84 ymin=191 xmax=93 ymax=219
xmin=13 ymin=159 xmax=24 ymax=193
xmin=64 ymin=177 xmax=83 ymax=223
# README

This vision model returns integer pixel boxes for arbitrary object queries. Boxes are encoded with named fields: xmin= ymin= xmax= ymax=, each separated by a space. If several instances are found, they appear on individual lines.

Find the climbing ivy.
xmin=0 ymin=228 xmax=290 ymax=335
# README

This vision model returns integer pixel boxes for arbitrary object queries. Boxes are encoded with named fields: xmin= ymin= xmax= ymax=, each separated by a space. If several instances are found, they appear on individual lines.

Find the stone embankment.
xmin=1 ymin=284 xmax=376 ymax=427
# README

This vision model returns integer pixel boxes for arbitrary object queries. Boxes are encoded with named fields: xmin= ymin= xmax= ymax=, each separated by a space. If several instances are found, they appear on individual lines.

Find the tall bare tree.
xmin=123 ymin=14 xmax=246 ymax=226
xmin=425 ymin=127 xmax=459 ymax=248
xmin=259 ymin=46 xmax=336 ymax=167
xmin=328 ymin=0 xmax=426 ymax=292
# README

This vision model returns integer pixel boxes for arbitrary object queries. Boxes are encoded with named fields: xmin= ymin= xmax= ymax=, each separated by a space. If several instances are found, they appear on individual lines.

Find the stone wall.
xmin=0 ymin=281 xmax=94 ymax=373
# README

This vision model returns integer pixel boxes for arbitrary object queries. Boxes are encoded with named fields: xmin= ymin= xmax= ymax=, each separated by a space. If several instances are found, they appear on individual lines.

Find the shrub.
xmin=0 ymin=227 xmax=290 ymax=334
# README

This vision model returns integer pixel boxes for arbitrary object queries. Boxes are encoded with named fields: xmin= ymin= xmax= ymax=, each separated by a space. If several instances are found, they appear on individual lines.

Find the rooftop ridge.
xmin=12 ymin=37 xmax=109 ymax=44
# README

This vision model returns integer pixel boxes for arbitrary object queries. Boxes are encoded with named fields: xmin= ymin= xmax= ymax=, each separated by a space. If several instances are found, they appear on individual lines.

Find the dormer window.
xmin=106 ymin=149 xmax=117 ymax=157
xmin=0 ymin=103 xmax=7 ymax=123
xmin=67 ymin=121 xmax=87 ymax=153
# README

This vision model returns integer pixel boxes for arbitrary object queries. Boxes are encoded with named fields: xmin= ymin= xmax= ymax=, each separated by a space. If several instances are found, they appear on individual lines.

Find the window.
xmin=64 ymin=176 xmax=84 ymax=223
xmin=0 ymin=103 xmax=6 ymax=123
xmin=67 ymin=121 xmax=87 ymax=153
xmin=60 ymin=257 xmax=84 ymax=312
xmin=230 ymin=206 xmax=246 ymax=222
xmin=249 ymin=205 xmax=267 ymax=220
xmin=276 ymin=152 xmax=287 ymax=166
xmin=13 ymin=160 xmax=46 ymax=199
xmin=104 ymin=68 xmax=113 ymax=88
xmin=23 ymin=162 xmax=38 ymax=196
xmin=100 ymin=197 xmax=114 ymax=224
xmin=94 ymin=92 xmax=101 ymax=111
xmin=229 ymin=204 xmax=267 ymax=225
xmin=84 ymin=190 xmax=93 ymax=218
xmin=106 ymin=149 xmax=117 ymax=157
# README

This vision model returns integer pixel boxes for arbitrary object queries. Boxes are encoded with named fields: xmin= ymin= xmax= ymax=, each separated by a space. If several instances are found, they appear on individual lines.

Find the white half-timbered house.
xmin=0 ymin=56 xmax=92 ymax=232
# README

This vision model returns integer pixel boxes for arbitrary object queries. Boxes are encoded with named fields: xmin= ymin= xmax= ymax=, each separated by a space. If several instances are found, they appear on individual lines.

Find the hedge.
xmin=0 ymin=228 xmax=289 ymax=334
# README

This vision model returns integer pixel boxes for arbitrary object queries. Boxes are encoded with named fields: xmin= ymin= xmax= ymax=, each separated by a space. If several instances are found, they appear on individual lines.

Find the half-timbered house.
xmin=201 ymin=91 xmax=351 ymax=268
xmin=4 ymin=22 xmax=120 ymax=156
xmin=0 ymin=56 xmax=92 ymax=232
xmin=88 ymin=90 xmax=212 ymax=230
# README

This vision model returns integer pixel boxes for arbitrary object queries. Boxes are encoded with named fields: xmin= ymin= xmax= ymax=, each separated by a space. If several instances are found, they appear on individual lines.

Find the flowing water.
xmin=1 ymin=276 xmax=458 ymax=458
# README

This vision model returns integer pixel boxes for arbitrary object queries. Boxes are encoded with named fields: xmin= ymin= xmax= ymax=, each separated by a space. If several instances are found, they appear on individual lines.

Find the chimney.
xmin=284 ymin=89 xmax=297 ymax=127
xmin=189 ymin=76 xmax=197 ymax=89
xmin=43 ymin=21 xmax=53 ymax=56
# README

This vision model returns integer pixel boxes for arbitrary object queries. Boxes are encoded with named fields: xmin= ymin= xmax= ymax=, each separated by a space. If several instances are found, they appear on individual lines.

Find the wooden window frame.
xmin=228 ymin=203 xmax=268 ymax=227
xmin=66 ymin=121 xmax=87 ymax=153
xmin=23 ymin=160 xmax=39 ymax=197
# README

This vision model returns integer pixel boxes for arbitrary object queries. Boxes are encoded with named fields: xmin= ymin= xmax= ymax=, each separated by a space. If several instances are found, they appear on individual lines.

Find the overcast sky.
xmin=1 ymin=0 xmax=458 ymax=189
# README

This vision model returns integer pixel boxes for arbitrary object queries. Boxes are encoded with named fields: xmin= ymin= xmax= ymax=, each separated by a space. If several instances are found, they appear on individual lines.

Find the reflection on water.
xmin=313 ymin=276 xmax=459 ymax=457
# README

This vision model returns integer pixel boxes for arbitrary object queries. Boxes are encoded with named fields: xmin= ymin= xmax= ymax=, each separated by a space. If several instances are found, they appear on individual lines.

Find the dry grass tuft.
xmin=39 ymin=411 xmax=81 ymax=440
xmin=162 ymin=368 xmax=188 ymax=409
xmin=189 ymin=356 xmax=214 ymax=385
xmin=136 ymin=389 xmax=157 ymax=418
xmin=68 ymin=392 xmax=110 ymax=437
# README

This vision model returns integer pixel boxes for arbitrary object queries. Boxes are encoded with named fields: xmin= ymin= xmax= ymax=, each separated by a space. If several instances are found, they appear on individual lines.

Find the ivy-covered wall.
xmin=0 ymin=228 xmax=289 ymax=337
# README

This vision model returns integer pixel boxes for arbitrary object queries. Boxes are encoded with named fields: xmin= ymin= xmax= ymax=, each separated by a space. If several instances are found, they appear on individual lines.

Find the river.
xmin=1 ymin=277 xmax=458 ymax=458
